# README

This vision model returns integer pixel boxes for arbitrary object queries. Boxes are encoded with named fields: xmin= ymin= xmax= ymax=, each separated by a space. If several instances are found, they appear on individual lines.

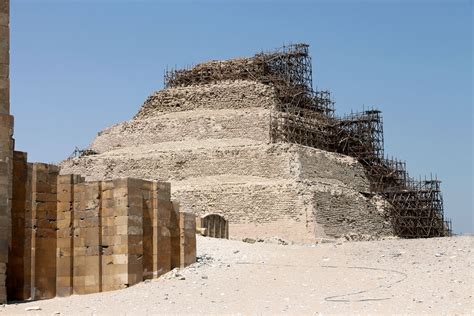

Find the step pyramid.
xmin=61 ymin=78 xmax=394 ymax=243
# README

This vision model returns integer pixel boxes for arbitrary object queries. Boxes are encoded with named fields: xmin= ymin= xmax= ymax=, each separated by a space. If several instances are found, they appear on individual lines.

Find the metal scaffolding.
xmin=384 ymin=176 xmax=448 ymax=237
xmin=164 ymin=43 xmax=452 ymax=238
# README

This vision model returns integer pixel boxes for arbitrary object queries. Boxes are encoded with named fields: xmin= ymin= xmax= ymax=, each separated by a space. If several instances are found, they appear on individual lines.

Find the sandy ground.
xmin=1 ymin=235 xmax=472 ymax=315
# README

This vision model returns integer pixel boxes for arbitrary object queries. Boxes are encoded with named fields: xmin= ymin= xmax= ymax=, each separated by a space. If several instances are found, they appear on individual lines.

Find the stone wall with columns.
xmin=6 ymin=168 xmax=196 ymax=301
xmin=0 ymin=0 xmax=197 ymax=302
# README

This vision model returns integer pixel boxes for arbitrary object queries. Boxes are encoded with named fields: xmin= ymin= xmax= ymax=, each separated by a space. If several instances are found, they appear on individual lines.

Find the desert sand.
xmin=2 ymin=235 xmax=472 ymax=315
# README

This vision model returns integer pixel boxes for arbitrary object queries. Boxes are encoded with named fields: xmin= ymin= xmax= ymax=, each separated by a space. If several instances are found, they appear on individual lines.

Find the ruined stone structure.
xmin=3 ymin=159 xmax=196 ymax=302
xmin=0 ymin=0 xmax=12 ymax=303
xmin=0 ymin=0 xmax=196 ymax=302
xmin=62 ymin=83 xmax=392 ymax=244
xmin=61 ymin=54 xmax=402 ymax=244
xmin=7 ymin=159 xmax=196 ymax=300
xmin=6 ymin=163 xmax=196 ymax=300
xmin=62 ymin=43 xmax=450 ymax=242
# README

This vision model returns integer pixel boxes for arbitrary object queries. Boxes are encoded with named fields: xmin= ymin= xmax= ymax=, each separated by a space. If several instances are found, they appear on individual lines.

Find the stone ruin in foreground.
xmin=0 ymin=0 xmax=196 ymax=303
xmin=8 ymin=161 xmax=196 ymax=300
xmin=62 ymin=43 xmax=452 ymax=244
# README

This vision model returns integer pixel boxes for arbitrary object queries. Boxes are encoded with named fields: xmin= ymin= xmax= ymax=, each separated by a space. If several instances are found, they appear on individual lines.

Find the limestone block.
xmin=5 ymin=172 xmax=195 ymax=300
xmin=6 ymin=151 xmax=30 ymax=300
xmin=0 ymin=263 xmax=5 ymax=303
xmin=0 ymin=100 xmax=16 ymax=300
xmin=0 ymin=11 xmax=8 ymax=29
xmin=0 ymin=0 xmax=8 ymax=16
xmin=56 ymin=173 xmax=79 ymax=299
xmin=136 ymin=80 xmax=276 ymax=117
xmin=0 ymin=114 xmax=13 ymax=146
xmin=179 ymin=212 xmax=196 ymax=268
xmin=90 ymin=108 xmax=271 ymax=154
xmin=156 ymin=182 xmax=170 ymax=201
xmin=151 ymin=198 xmax=173 ymax=277
xmin=0 ymin=82 xmax=8 ymax=114
xmin=0 ymin=28 xmax=8 ymax=67
xmin=30 ymin=163 xmax=58 ymax=300
xmin=170 ymin=202 xmax=180 ymax=269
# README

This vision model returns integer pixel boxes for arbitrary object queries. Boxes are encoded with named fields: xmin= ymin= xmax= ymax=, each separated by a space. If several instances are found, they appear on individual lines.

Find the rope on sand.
xmin=321 ymin=265 xmax=408 ymax=302
xmin=234 ymin=261 xmax=408 ymax=302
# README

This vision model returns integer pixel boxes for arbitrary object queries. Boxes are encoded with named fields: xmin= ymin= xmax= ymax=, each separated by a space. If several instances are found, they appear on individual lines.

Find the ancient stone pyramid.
xmin=62 ymin=44 xmax=446 ymax=243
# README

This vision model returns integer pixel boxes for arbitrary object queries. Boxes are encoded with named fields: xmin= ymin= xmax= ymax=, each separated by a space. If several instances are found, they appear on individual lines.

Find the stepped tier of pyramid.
xmin=61 ymin=80 xmax=393 ymax=243
xmin=61 ymin=44 xmax=449 ymax=242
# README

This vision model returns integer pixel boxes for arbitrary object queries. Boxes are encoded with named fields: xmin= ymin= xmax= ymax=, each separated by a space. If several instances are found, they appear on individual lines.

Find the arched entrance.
xmin=201 ymin=214 xmax=229 ymax=239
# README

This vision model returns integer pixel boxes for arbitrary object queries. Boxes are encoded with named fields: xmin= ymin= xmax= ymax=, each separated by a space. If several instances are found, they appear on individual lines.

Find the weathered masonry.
xmin=7 ymin=160 xmax=196 ymax=300
xmin=0 ymin=0 xmax=197 ymax=302
xmin=0 ymin=0 xmax=12 ymax=303
xmin=62 ymin=44 xmax=451 ymax=243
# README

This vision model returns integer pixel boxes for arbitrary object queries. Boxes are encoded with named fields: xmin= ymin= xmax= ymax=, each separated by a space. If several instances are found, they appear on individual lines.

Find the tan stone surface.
xmin=31 ymin=163 xmax=59 ymax=300
xmin=179 ymin=211 xmax=196 ymax=268
xmin=0 ymin=0 xmax=8 ymax=115
xmin=0 ymin=0 xmax=9 ymax=303
xmin=56 ymin=174 xmax=82 ymax=297
xmin=136 ymin=80 xmax=276 ymax=118
xmin=61 ymin=141 xmax=392 ymax=242
xmin=91 ymin=108 xmax=271 ymax=154
xmin=60 ymin=79 xmax=396 ymax=243
xmin=6 ymin=168 xmax=195 ymax=301
xmin=7 ymin=151 xmax=30 ymax=300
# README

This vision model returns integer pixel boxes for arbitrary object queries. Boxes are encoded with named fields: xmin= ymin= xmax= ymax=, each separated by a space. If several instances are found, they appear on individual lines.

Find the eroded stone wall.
xmin=62 ymin=139 xmax=394 ymax=242
xmin=61 ymin=80 xmax=396 ymax=243
xmin=7 ymin=169 xmax=196 ymax=301
xmin=7 ymin=152 xmax=30 ymax=301
xmin=136 ymin=80 xmax=276 ymax=118
xmin=92 ymin=108 xmax=271 ymax=154
xmin=0 ymin=0 xmax=11 ymax=303
xmin=31 ymin=163 xmax=59 ymax=299
xmin=313 ymin=192 xmax=393 ymax=239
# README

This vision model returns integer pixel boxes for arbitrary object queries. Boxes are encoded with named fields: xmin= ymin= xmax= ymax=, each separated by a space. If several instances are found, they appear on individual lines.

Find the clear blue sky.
xmin=9 ymin=0 xmax=473 ymax=233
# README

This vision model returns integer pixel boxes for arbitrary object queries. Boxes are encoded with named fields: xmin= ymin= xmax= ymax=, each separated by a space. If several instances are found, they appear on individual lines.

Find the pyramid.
xmin=61 ymin=72 xmax=395 ymax=243
xmin=61 ymin=44 xmax=451 ymax=243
